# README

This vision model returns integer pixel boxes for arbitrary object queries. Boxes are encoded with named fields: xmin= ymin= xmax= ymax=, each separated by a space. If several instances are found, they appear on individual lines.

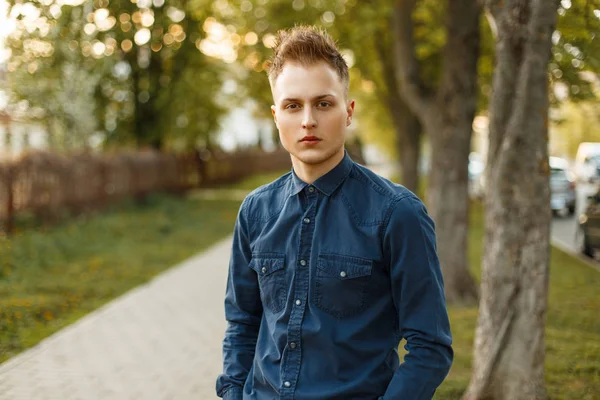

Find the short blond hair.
xmin=266 ymin=25 xmax=349 ymax=93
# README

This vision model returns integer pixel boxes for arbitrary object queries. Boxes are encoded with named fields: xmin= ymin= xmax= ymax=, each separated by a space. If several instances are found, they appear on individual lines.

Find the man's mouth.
xmin=300 ymin=136 xmax=321 ymax=142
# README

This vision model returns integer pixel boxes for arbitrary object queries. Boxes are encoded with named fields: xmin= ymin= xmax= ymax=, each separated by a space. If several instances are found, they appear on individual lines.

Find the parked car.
xmin=576 ymin=189 xmax=600 ymax=257
xmin=550 ymin=156 xmax=576 ymax=216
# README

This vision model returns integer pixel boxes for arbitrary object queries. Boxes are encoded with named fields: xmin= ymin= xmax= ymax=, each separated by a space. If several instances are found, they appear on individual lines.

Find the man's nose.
xmin=302 ymin=108 xmax=317 ymax=129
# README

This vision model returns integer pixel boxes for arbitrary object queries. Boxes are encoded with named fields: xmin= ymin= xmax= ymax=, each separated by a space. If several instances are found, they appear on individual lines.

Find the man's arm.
xmin=216 ymin=199 xmax=263 ymax=400
xmin=380 ymin=195 xmax=453 ymax=400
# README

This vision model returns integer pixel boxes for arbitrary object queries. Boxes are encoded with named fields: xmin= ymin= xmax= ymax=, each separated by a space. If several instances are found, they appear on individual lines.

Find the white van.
xmin=549 ymin=156 xmax=577 ymax=216
xmin=575 ymin=142 xmax=600 ymax=183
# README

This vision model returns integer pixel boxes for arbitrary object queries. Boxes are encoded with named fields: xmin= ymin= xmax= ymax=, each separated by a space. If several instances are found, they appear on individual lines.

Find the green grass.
xmin=0 ymin=194 xmax=243 ymax=363
xmin=432 ymin=202 xmax=600 ymax=399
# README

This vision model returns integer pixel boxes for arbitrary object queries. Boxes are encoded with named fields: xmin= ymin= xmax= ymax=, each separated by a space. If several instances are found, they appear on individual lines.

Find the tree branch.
xmin=503 ymin=0 xmax=559 ymax=146
xmin=390 ymin=0 xmax=433 ymax=120
xmin=373 ymin=27 xmax=398 ymax=107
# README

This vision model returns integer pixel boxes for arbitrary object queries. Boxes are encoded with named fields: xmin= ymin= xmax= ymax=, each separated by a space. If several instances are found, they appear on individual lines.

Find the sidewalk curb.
xmin=552 ymin=238 xmax=600 ymax=273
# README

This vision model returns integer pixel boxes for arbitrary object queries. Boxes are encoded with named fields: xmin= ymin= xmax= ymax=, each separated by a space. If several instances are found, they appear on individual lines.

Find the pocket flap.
xmin=317 ymin=254 xmax=373 ymax=280
xmin=249 ymin=255 xmax=285 ymax=276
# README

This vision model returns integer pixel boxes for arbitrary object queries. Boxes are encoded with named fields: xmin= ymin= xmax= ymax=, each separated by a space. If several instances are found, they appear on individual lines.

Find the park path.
xmin=0 ymin=236 xmax=233 ymax=400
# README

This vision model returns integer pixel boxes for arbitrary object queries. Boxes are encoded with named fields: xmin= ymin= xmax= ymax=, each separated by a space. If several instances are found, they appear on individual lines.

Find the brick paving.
xmin=0 ymin=237 xmax=233 ymax=400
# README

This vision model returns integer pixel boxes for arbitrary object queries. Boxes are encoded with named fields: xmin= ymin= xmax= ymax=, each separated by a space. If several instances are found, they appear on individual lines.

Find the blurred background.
xmin=0 ymin=1 xmax=599 ymax=399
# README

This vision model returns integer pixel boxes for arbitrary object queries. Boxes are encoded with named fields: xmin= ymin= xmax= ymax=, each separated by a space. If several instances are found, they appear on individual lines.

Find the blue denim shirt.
xmin=217 ymin=152 xmax=453 ymax=400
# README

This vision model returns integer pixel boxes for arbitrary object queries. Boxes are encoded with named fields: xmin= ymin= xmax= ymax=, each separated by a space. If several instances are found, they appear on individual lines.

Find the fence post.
xmin=5 ymin=165 xmax=14 ymax=235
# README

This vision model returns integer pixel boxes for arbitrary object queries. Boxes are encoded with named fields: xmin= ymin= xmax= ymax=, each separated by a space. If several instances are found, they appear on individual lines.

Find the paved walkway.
xmin=0 ymin=237 xmax=233 ymax=400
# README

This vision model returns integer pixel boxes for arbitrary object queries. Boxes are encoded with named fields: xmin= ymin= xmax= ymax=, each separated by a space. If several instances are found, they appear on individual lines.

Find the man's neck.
xmin=292 ymin=148 xmax=345 ymax=184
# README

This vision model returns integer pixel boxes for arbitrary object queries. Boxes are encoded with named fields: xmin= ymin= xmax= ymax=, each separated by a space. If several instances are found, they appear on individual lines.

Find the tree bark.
xmin=373 ymin=29 xmax=422 ymax=194
xmin=389 ymin=96 xmax=421 ymax=194
xmin=392 ymin=0 xmax=480 ymax=304
xmin=464 ymin=1 xmax=558 ymax=399
xmin=395 ymin=104 xmax=421 ymax=194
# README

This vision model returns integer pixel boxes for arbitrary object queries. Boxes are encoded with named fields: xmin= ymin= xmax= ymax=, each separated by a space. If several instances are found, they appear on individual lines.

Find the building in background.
xmin=0 ymin=64 xmax=49 ymax=159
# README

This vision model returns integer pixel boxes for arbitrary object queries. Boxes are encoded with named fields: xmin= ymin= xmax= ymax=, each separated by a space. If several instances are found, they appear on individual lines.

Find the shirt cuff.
xmin=221 ymin=386 xmax=243 ymax=400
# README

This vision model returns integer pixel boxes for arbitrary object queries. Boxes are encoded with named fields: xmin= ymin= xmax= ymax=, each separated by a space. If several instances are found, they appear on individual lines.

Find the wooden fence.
xmin=0 ymin=148 xmax=295 ymax=234
xmin=0 ymin=146 xmax=365 ymax=234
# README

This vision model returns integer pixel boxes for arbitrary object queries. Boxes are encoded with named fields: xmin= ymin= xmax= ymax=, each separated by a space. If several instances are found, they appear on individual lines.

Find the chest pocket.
xmin=249 ymin=255 xmax=287 ymax=314
xmin=314 ymin=254 xmax=373 ymax=318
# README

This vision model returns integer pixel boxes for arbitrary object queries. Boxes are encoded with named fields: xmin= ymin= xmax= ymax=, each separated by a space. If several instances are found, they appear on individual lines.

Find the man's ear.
xmin=346 ymin=100 xmax=355 ymax=127
xmin=271 ymin=106 xmax=279 ymax=129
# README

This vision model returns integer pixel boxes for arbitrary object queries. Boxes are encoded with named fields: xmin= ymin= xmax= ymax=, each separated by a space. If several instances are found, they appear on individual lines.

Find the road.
xmin=552 ymin=213 xmax=578 ymax=251
xmin=550 ymin=182 xmax=600 ymax=272
xmin=552 ymin=182 xmax=597 ymax=252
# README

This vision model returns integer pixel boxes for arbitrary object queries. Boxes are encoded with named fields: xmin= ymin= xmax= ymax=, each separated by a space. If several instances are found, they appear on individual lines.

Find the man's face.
xmin=270 ymin=61 xmax=354 ymax=169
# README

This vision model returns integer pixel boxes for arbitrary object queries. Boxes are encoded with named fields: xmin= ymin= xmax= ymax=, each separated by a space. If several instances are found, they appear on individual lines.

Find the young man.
xmin=216 ymin=26 xmax=453 ymax=400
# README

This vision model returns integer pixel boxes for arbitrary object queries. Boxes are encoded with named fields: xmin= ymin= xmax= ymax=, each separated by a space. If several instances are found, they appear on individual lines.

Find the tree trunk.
xmin=397 ymin=109 xmax=421 ymax=194
xmin=390 ymin=98 xmax=421 ymax=194
xmin=392 ymin=0 xmax=480 ymax=304
xmin=374 ymin=24 xmax=423 ymax=194
xmin=464 ymin=1 xmax=558 ymax=399
xmin=425 ymin=110 xmax=478 ymax=305
xmin=131 ymin=46 xmax=162 ymax=150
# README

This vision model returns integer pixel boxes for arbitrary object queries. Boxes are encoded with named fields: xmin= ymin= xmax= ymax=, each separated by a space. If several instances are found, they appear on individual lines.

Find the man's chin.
xmin=292 ymin=148 xmax=342 ymax=166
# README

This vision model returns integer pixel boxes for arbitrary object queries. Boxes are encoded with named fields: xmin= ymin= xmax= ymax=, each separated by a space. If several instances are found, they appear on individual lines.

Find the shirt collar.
xmin=288 ymin=150 xmax=354 ymax=197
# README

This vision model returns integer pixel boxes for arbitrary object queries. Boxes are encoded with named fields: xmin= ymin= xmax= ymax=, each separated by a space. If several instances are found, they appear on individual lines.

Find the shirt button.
xmin=308 ymin=186 xmax=315 ymax=193
xmin=295 ymin=299 xmax=301 ymax=306
xmin=300 ymin=259 xmax=306 ymax=266
xmin=303 ymin=217 xmax=310 ymax=224
xmin=261 ymin=267 xmax=267 ymax=273
xmin=340 ymin=271 xmax=347 ymax=278
xmin=290 ymin=342 xmax=297 ymax=349
xmin=284 ymin=381 xmax=291 ymax=388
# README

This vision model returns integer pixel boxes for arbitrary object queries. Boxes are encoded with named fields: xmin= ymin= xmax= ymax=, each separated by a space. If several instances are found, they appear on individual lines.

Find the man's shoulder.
xmin=334 ymin=163 xmax=424 ymax=227
xmin=349 ymin=163 xmax=417 ymax=204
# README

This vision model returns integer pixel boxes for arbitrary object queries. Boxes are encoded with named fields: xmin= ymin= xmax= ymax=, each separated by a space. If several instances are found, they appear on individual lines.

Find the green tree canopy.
xmin=5 ymin=0 xmax=227 ymax=150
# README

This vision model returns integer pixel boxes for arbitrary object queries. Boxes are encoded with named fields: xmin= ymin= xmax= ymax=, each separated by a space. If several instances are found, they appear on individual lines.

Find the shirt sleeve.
xmin=380 ymin=194 xmax=454 ymax=399
xmin=216 ymin=198 xmax=263 ymax=399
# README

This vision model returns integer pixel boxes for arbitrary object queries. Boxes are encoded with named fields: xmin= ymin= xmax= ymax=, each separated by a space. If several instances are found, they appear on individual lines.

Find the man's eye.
xmin=318 ymin=102 xmax=331 ymax=108
xmin=285 ymin=104 xmax=299 ymax=109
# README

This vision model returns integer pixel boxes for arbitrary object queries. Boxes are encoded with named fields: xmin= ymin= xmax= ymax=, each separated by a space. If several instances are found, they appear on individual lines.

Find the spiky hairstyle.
xmin=266 ymin=25 xmax=349 ymax=93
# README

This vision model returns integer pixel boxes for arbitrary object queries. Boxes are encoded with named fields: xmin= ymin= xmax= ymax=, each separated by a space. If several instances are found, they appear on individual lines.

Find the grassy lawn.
xmin=0 ymin=194 xmax=244 ymax=363
xmin=433 ymin=202 xmax=600 ymax=399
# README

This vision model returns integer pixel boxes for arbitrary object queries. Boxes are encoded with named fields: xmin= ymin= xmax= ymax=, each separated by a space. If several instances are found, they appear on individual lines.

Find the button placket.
xmin=281 ymin=190 xmax=318 ymax=398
